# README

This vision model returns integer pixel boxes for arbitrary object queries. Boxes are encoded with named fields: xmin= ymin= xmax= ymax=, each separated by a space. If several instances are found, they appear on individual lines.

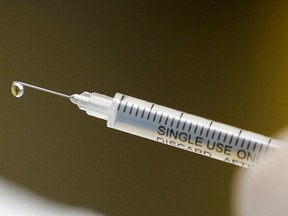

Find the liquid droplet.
xmin=11 ymin=82 xmax=24 ymax=98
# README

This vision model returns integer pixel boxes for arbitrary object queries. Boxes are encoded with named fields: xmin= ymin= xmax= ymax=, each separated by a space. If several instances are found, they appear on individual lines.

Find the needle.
xmin=11 ymin=81 xmax=70 ymax=98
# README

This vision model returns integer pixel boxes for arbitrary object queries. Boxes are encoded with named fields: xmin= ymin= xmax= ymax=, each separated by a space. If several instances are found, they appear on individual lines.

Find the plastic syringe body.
xmin=70 ymin=92 xmax=283 ymax=168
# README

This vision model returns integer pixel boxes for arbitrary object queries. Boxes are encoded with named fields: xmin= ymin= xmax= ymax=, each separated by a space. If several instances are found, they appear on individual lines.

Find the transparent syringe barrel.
xmin=74 ymin=92 xmax=283 ymax=168
xmin=105 ymin=93 xmax=283 ymax=168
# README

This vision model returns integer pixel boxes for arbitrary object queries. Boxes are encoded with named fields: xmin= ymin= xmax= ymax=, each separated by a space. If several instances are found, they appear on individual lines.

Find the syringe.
xmin=11 ymin=81 xmax=284 ymax=168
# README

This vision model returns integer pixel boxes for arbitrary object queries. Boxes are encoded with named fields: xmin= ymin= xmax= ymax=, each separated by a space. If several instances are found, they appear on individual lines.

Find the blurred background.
xmin=1 ymin=1 xmax=288 ymax=215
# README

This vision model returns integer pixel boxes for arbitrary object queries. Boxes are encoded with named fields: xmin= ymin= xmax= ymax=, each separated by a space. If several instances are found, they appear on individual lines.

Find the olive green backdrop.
xmin=1 ymin=1 xmax=288 ymax=216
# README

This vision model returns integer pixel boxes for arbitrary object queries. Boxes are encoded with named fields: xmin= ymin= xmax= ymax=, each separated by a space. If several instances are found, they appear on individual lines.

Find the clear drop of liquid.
xmin=11 ymin=82 xmax=24 ymax=98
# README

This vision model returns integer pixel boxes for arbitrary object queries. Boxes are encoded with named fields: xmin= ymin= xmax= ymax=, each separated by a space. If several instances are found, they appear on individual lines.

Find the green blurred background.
xmin=1 ymin=1 xmax=288 ymax=215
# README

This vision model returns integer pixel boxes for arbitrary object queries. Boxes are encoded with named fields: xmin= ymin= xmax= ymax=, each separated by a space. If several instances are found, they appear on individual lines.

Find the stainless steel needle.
xmin=11 ymin=81 xmax=70 ymax=98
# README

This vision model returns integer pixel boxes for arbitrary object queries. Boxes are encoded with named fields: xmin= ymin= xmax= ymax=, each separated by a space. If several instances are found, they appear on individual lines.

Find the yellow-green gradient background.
xmin=1 ymin=1 xmax=288 ymax=216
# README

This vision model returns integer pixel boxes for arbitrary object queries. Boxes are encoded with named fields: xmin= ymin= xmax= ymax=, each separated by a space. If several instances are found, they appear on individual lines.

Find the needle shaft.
xmin=13 ymin=81 xmax=70 ymax=98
